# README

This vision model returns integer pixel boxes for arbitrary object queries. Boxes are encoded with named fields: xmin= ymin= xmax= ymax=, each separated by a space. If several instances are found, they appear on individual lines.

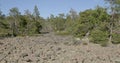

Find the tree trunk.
xmin=108 ymin=23 xmax=113 ymax=45
xmin=108 ymin=6 xmax=114 ymax=45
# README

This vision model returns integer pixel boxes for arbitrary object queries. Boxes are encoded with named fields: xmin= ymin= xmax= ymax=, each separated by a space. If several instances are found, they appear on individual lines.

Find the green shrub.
xmin=55 ymin=31 xmax=70 ymax=36
xmin=90 ymin=29 xmax=109 ymax=46
xmin=72 ymin=24 xmax=89 ymax=38
xmin=83 ymin=42 xmax=88 ymax=45
xmin=112 ymin=33 xmax=120 ymax=44
xmin=0 ymin=28 xmax=11 ymax=37
xmin=100 ymin=42 xmax=108 ymax=47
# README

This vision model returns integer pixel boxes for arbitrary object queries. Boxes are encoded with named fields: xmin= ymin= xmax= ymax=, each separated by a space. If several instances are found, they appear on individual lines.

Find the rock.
xmin=21 ymin=53 xmax=28 ymax=58
xmin=56 ymin=47 xmax=61 ymax=51
xmin=22 ymin=58 xmax=32 ymax=62
xmin=26 ymin=59 xmax=32 ymax=62
xmin=0 ymin=42 xmax=4 ymax=45
xmin=1 ymin=60 xmax=7 ymax=63
xmin=115 ymin=59 xmax=120 ymax=63
xmin=35 ymin=53 xmax=40 ymax=57
xmin=0 ymin=33 xmax=120 ymax=63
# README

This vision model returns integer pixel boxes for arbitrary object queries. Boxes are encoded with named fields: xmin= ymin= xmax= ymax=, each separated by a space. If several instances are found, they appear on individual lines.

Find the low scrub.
xmin=55 ymin=31 xmax=70 ymax=36
xmin=112 ymin=33 xmax=120 ymax=44
xmin=90 ymin=29 xmax=109 ymax=46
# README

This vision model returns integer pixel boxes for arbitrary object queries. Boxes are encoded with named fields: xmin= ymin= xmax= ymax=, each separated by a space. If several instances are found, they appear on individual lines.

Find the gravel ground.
xmin=0 ymin=33 xmax=120 ymax=63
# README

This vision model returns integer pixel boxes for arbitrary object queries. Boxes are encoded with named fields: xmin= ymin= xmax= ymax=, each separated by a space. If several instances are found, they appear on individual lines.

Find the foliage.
xmin=112 ymin=26 xmax=120 ymax=44
xmin=9 ymin=7 xmax=21 ymax=36
xmin=112 ymin=33 xmax=120 ymax=44
xmin=0 ymin=6 xmax=44 ymax=37
xmin=0 ymin=2 xmax=120 ymax=46
xmin=49 ymin=14 xmax=65 ymax=31
xmin=90 ymin=29 xmax=109 ymax=46
xmin=33 ymin=5 xmax=43 ymax=34
xmin=55 ymin=31 xmax=70 ymax=36
xmin=72 ymin=24 xmax=89 ymax=38
xmin=104 ymin=0 xmax=120 ymax=44
xmin=71 ymin=6 xmax=110 ymax=38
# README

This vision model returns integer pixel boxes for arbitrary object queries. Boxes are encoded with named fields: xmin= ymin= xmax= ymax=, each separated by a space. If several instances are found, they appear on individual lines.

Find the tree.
xmin=9 ymin=7 xmax=21 ymax=36
xmin=0 ymin=10 xmax=9 ymax=37
xmin=0 ymin=10 xmax=5 ymax=19
xmin=65 ymin=14 xmax=73 ymax=32
xmin=33 ymin=5 xmax=42 ymax=34
xmin=69 ymin=8 xmax=78 ymax=21
xmin=56 ymin=13 xmax=65 ymax=31
xmin=64 ymin=9 xmax=78 ymax=34
xmin=71 ymin=6 xmax=110 ymax=46
xmin=0 ymin=10 xmax=6 ymax=28
xmin=24 ymin=9 xmax=34 ymax=35
xmin=33 ymin=5 xmax=40 ymax=19
xmin=49 ymin=14 xmax=56 ymax=31
xmin=19 ymin=15 xmax=28 ymax=35
xmin=104 ymin=0 xmax=120 ymax=44
xmin=49 ymin=14 xmax=66 ymax=31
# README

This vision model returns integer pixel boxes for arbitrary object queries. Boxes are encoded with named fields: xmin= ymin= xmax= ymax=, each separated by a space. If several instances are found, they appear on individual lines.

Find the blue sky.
xmin=0 ymin=0 xmax=105 ymax=18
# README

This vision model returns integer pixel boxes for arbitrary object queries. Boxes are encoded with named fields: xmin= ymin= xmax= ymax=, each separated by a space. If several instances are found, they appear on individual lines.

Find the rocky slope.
xmin=0 ymin=33 xmax=120 ymax=63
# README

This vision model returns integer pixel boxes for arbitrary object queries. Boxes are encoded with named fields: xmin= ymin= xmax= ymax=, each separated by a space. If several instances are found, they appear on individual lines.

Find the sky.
xmin=0 ymin=0 xmax=105 ymax=18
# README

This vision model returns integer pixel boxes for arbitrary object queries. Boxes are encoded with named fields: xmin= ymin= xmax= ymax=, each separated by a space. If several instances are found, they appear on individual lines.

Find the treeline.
xmin=0 ymin=5 xmax=44 ymax=37
xmin=0 ymin=0 xmax=120 ymax=46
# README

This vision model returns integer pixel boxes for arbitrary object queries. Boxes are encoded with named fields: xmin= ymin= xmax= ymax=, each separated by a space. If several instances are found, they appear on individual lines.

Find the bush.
xmin=83 ymin=42 xmax=88 ymax=45
xmin=0 ymin=28 xmax=11 ymax=37
xmin=90 ymin=29 xmax=109 ymax=46
xmin=112 ymin=33 xmax=120 ymax=44
xmin=55 ymin=31 xmax=70 ymax=36
xmin=72 ymin=24 xmax=89 ymax=38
